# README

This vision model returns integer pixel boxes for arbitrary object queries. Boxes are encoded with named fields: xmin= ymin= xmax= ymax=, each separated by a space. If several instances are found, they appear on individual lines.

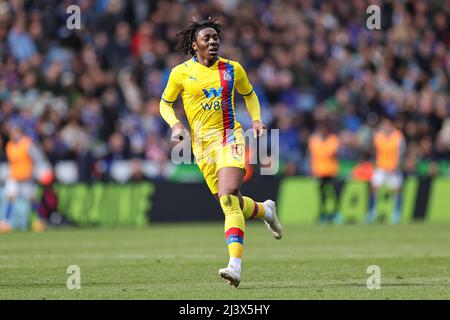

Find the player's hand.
xmin=252 ymin=120 xmax=267 ymax=138
xmin=171 ymin=123 xmax=190 ymax=142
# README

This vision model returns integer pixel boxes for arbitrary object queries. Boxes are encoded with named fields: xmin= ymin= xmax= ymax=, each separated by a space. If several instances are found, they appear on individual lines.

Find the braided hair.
xmin=175 ymin=17 xmax=222 ymax=56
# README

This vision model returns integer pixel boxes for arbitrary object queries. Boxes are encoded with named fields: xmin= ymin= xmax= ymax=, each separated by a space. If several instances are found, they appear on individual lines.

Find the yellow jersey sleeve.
xmin=235 ymin=62 xmax=261 ymax=122
xmin=235 ymin=62 xmax=253 ymax=96
xmin=160 ymin=67 xmax=183 ymax=128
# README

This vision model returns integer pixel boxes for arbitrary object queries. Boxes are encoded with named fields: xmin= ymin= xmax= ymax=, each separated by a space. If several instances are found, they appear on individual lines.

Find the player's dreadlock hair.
xmin=175 ymin=17 xmax=222 ymax=56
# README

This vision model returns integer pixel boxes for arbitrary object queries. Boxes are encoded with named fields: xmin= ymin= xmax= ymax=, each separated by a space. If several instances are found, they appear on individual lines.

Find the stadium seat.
xmin=110 ymin=160 xmax=133 ymax=183
xmin=55 ymin=161 xmax=79 ymax=184
xmin=141 ymin=160 xmax=161 ymax=178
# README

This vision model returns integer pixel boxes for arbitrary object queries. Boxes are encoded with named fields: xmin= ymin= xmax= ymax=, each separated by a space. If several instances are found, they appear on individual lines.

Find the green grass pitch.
xmin=1 ymin=223 xmax=450 ymax=299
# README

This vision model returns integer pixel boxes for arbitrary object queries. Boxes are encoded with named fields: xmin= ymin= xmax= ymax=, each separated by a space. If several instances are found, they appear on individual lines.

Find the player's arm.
xmin=331 ymin=135 xmax=340 ymax=157
xmin=235 ymin=63 xmax=264 ymax=138
xmin=160 ymin=68 xmax=189 ymax=141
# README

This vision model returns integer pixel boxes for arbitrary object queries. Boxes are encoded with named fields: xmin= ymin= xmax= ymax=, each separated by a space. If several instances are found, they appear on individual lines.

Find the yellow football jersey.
xmin=161 ymin=56 xmax=256 ymax=148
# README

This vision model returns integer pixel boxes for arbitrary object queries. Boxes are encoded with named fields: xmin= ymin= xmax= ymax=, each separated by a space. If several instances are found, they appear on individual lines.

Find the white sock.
xmin=228 ymin=257 xmax=241 ymax=272
xmin=262 ymin=202 xmax=273 ymax=220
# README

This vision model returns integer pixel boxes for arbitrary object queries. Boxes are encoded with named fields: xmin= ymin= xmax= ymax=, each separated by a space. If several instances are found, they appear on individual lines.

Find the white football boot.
xmin=218 ymin=265 xmax=241 ymax=288
xmin=263 ymin=200 xmax=283 ymax=240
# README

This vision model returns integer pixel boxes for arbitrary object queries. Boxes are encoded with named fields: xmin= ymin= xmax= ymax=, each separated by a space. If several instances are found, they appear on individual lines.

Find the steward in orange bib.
xmin=308 ymin=121 xmax=342 ymax=224
xmin=0 ymin=124 xmax=45 ymax=232
xmin=367 ymin=115 xmax=405 ymax=224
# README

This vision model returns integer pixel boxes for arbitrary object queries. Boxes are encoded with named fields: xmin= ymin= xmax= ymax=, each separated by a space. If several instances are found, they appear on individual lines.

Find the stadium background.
xmin=0 ymin=0 xmax=449 ymax=226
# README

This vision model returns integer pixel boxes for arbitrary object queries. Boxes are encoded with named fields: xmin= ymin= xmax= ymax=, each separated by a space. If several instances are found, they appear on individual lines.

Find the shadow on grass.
xmin=0 ymin=282 xmax=137 ymax=288
xmin=239 ymin=282 xmax=447 ymax=290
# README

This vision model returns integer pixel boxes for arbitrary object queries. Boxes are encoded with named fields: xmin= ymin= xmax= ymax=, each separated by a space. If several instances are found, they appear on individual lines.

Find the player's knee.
xmin=219 ymin=193 xmax=236 ymax=204
xmin=217 ymin=188 xmax=240 ymax=199
xmin=218 ymin=193 xmax=243 ymax=216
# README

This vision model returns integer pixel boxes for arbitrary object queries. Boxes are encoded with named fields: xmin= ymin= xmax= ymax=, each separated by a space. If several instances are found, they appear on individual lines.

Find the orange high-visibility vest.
xmin=309 ymin=134 xmax=340 ymax=177
xmin=6 ymin=136 xmax=33 ymax=181
xmin=374 ymin=129 xmax=403 ymax=171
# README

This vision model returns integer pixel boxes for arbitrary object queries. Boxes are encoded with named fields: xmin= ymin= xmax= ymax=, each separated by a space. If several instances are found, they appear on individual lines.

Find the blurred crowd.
xmin=0 ymin=0 xmax=449 ymax=182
